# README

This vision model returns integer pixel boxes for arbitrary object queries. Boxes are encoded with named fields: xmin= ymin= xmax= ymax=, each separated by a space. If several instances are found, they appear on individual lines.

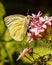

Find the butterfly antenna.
xmin=27 ymin=9 xmax=29 ymax=15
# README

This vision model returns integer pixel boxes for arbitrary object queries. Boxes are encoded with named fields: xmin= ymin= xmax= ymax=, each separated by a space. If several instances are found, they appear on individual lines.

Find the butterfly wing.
xmin=4 ymin=14 xmax=29 ymax=41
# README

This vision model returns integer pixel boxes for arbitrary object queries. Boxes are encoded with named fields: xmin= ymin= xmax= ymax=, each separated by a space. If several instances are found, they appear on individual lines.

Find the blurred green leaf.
xmin=34 ymin=47 xmax=52 ymax=57
xmin=3 ymin=29 xmax=12 ymax=41
xmin=0 ymin=2 xmax=6 ymax=37
xmin=0 ymin=2 xmax=6 ymax=19
xmin=0 ymin=20 xmax=5 ymax=36
xmin=47 ymin=61 xmax=52 ymax=65
xmin=44 ymin=13 xmax=50 ymax=16
xmin=5 ymin=41 xmax=17 ymax=55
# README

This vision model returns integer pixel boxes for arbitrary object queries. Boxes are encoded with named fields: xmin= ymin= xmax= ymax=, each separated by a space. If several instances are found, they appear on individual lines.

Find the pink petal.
xmin=42 ymin=25 xmax=47 ymax=29
xmin=16 ymin=48 xmax=29 ymax=61
xmin=39 ymin=17 xmax=45 ymax=22
xmin=37 ymin=11 xmax=42 ymax=17
xmin=32 ymin=13 xmax=36 ymax=18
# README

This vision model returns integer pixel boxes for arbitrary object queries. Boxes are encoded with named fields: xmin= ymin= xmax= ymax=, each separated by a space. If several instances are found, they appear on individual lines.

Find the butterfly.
xmin=4 ymin=14 xmax=30 ymax=41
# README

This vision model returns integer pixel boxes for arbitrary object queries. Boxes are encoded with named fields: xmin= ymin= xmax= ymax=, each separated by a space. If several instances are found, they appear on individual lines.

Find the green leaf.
xmin=0 ymin=2 xmax=6 ymax=37
xmin=0 ymin=2 xmax=6 ymax=18
xmin=3 ymin=29 xmax=12 ymax=41
xmin=5 ymin=41 xmax=17 ymax=55
xmin=0 ymin=20 xmax=5 ymax=36
xmin=47 ymin=61 xmax=52 ymax=65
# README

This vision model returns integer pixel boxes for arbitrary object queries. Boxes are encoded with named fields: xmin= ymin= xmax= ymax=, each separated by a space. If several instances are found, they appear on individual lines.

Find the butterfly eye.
xmin=4 ymin=14 xmax=30 ymax=41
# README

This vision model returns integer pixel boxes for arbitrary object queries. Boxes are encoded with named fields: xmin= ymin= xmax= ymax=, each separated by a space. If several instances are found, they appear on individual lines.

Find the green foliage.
xmin=3 ymin=29 xmax=12 ymax=41
xmin=0 ymin=2 xmax=6 ymax=19
xmin=0 ymin=2 xmax=6 ymax=37
xmin=0 ymin=20 xmax=5 ymax=37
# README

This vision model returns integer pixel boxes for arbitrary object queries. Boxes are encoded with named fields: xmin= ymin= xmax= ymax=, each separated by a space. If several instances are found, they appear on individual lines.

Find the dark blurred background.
xmin=0 ymin=0 xmax=52 ymax=16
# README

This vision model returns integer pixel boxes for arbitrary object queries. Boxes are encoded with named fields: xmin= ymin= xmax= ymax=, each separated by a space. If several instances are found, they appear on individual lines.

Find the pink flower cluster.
xmin=27 ymin=11 xmax=52 ymax=43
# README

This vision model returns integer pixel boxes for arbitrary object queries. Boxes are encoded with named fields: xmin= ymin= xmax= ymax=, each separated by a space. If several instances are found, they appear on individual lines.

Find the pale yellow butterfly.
xmin=4 ymin=14 xmax=30 ymax=41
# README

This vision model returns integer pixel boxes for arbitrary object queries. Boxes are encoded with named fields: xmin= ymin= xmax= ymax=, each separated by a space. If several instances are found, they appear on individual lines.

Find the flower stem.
xmin=25 ymin=55 xmax=34 ymax=63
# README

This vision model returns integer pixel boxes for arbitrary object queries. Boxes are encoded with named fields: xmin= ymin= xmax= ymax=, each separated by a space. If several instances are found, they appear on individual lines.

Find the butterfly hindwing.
xmin=4 ymin=14 xmax=29 ymax=41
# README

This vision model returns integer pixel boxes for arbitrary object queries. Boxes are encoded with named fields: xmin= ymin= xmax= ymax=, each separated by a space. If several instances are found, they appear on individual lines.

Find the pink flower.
xmin=16 ymin=48 xmax=30 ymax=61
xmin=27 ymin=32 xmax=35 ymax=43
xmin=44 ymin=16 xmax=52 ymax=25
xmin=31 ymin=11 xmax=42 ymax=20
xmin=27 ymin=11 xmax=52 ymax=43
